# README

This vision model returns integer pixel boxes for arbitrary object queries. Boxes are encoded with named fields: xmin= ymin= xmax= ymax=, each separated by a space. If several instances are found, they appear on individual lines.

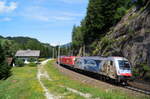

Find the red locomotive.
xmin=58 ymin=56 xmax=77 ymax=67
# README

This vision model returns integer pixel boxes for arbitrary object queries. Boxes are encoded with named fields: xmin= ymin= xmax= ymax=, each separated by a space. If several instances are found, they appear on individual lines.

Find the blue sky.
xmin=0 ymin=0 xmax=88 ymax=46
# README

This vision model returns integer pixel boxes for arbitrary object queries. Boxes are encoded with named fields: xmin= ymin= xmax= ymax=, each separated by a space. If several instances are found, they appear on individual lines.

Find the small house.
xmin=15 ymin=50 xmax=40 ymax=64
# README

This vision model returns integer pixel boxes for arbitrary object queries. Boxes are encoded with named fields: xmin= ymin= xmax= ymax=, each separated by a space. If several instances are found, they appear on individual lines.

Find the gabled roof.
xmin=15 ymin=50 xmax=40 ymax=57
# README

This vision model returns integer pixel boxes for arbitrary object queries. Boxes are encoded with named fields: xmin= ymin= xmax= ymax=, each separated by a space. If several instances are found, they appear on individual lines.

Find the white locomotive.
xmin=74 ymin=56 xmax=132 ymax=82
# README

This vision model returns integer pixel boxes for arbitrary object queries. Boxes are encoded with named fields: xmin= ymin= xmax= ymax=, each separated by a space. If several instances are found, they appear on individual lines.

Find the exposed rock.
xmin=94 ymin=2 xmax=150 ymax=66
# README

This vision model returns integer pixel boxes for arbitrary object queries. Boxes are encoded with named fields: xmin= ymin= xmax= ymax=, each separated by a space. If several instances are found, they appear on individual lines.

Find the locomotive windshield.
xmin=118 ymin=60 xmax=131 ymax=69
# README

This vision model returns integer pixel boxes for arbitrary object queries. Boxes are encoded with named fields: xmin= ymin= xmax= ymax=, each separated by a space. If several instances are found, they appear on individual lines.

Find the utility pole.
xmin=55 ymin=48 xmax=57 ymax=60
xmin=58 ymin=44 xmax=60 ymax=65
xmin=53 ymin=47 xmax=55 ymax=59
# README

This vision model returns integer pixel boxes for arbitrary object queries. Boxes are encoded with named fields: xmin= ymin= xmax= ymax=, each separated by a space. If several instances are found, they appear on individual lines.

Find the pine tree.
xmin=0 ymin=44 xmax=11 ymax=79
xmin=83 ymin=0 xmax=132 ymax=45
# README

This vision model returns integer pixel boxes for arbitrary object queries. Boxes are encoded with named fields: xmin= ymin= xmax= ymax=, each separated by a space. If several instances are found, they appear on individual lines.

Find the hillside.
xmin=93 ymin=1 xmax=150 ymax=66
xmin=92 ymin=1 xmax=150 ymax=80
xmin=0 ymin=36 xmax=54 ymax=57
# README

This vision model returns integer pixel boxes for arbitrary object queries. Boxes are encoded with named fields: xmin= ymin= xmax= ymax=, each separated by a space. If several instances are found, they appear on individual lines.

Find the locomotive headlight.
xmin=73 ymin=58 xmax=76 ymax=61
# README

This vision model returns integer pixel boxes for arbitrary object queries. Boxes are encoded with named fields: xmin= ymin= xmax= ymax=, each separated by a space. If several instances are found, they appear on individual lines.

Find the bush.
xmin=132 ymin=67 xmax=140 ymax=77
xmin=133 ymin=63 xmax=150 ymax=81
xmin=28 ymin=62 xmax=37 ymax=67
xmin=0 ymin=62 xmax=11 ymax=79
xmin=28 ymin=57 xmax=36 ymax=62
xmin=0 ymin=44 xmax=11 ymax=79
xmin=15 ymin=59 xmax=24 ymax=67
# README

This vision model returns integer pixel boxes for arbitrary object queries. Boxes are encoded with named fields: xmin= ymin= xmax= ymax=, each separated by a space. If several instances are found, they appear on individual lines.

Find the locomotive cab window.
xmin=118 ymin=60 xmax=130 ymax=69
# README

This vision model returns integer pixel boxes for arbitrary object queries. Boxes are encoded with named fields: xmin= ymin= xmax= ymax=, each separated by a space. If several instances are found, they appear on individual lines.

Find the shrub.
xmin=132 ymin=67 xmax=140 ymax=77
xmin=28 ymin=62 xmax=37 ymax=67
xmin=133 ymin=63 xmax=150 ymax=81
xmin=0 ymin=44 xmax=11 ymax=79
xmin=15 ymin=59 xmax=24 ymax=67
xmin=28 ymin=57 xmax=36 ymax=62
xmin=0 ymin=62 xmax=11 ymax=79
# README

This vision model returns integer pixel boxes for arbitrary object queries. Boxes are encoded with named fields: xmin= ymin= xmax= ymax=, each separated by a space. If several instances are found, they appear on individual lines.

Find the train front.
xmin=116 ymin=58 xmax=133 ymax=82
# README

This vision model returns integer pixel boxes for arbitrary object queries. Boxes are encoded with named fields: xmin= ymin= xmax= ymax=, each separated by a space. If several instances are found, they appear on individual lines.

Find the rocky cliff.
xmin=93 ymin=1 xmax=150 ymax=67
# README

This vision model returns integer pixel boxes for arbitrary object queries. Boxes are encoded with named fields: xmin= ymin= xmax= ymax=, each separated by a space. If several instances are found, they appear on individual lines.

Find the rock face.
xmin=94 ymin=2 xmax=150 ymax=66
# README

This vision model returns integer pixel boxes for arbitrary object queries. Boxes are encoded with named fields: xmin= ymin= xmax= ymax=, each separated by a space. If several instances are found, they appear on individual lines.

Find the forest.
xmin=72 ymin=0 xmax=134 ymax=55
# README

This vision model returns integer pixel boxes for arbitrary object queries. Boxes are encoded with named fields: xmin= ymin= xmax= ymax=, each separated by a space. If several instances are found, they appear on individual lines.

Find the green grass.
xmin=0 ymin=61 xmax=149 ymax=99
xmin=38 ymin=58 xmax=47 ymax=62
xmin=42 ymin=60 xmax=150 ymax=99
xmin=0 ymin=66 xmax=45 ymax=99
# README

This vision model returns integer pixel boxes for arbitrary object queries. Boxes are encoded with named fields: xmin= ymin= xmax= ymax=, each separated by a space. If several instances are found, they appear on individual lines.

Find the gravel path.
xmin=37 ymin=59 xmax=56 ymax=99
xmin=37 ymin=60 xmax=96 ymax=99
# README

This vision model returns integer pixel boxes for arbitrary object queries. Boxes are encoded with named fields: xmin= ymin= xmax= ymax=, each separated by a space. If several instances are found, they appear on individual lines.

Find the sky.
xmin=0 ymin=0 xmax=88 ymax=46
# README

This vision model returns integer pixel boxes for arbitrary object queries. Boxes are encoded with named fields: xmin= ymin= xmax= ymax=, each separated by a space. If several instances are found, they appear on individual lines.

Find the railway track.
xmin=125 ymin=86 xmax=150 ymax=95
xmin=56 ymin=63 xmax=150 ymax=96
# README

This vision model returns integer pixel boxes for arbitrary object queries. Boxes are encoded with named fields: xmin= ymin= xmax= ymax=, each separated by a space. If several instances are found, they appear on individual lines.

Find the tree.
xmin=72 ymin=25 xmax=84 ymax=55
xmin=0 ymin=44 xmax=11 ymax=79
xmin=83 ymin=0 xmax=132 ymax=45
xmin=2 ymin=40 xmax=19 ymax=57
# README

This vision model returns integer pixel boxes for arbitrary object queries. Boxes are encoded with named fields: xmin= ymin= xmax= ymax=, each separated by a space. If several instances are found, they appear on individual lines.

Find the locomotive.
xmin=58 ymin=56 xmax=76 ymax=67
xmin=57 ymin=56 xmax=132 ymax=83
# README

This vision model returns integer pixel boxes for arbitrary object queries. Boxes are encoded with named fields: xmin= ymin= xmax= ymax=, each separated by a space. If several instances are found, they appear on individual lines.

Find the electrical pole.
xmin=53 ymin=47 xmax=55 ymax=59
xmin=58 ymin=44 xmax=60 ymax=65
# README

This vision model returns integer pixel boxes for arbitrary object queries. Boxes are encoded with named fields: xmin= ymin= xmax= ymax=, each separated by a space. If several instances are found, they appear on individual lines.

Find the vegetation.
xmin=28 ymin=57 xmax=37 ymax=62
xmin=71 ymin=0 xmax=133 ymax=55
xmin=0 ymin=35 xmax=55 ymax=79
xmin=133 ymin=63 xmax=150 ymax=81
xmin=28 ymin=62 xmax=37 ymax=67
xmin=38 ymin=58 xmax=47 ymax=62
xmin=0 ymin=60 xmax=149 ymax=99
xmin=15 ymin=59 xmax=24 ymax=67
xmin=0 ymin=43 xmax=11 ymax=79
xmin=0 ymin=36 xmax=54 ymax=58
xmin=0 ymin=66 xmax=45 ymax=99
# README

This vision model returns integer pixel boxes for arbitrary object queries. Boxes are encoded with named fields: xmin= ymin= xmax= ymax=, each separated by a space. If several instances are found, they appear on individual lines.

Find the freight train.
xmin=57 ymin=56 xmax=132 ymax=83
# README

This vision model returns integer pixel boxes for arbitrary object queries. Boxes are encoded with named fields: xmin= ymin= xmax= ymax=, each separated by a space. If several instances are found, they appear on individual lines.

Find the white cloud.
xmin=52 ymin=16 xmax=75 ymax=21
xmin=50 ymin=43 xmax=59 ymax=46
xmin=21 ymin=6 xmax=83 ymax=22
xmin=0 ymin=17 xmax=12 ymax=21
xmin=23 ymin=13 xmax=50 ymax=22
xmin=0 ymin=1 xmax=17 ymax=14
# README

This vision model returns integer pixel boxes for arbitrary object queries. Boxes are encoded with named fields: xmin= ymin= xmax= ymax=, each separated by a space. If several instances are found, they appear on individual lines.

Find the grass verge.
xmin=42 ymin=60 xmax=150 ymax=99
xmin=0 ymin=66 xmax=45 ymax=99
